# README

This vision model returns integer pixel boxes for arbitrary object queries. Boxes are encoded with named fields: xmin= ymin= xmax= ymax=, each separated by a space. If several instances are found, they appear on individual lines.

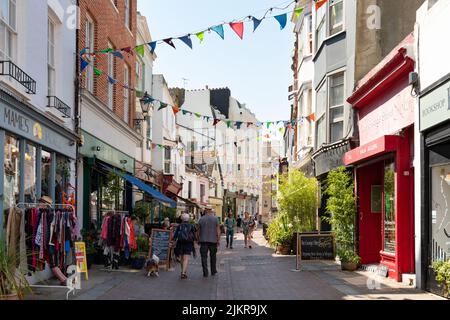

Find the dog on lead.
xmin=146 ymin=254 xmax=160 ymax=277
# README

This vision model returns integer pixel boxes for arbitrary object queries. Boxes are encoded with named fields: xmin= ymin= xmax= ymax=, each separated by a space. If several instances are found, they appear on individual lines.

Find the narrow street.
xmin=27 ymin=228 xmax=441 ymax=301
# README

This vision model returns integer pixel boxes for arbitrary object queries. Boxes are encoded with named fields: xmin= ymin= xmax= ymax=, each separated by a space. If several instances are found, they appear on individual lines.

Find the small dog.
xmin=146 ymin=254 xmax=160 ymax=277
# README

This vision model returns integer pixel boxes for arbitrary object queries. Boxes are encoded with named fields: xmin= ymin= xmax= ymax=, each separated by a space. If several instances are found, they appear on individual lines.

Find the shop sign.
xmin=0 ymin=102 xmax=76 ymax=158
xmin=74 ymin=242 xmax=89 ymax=280
xmin=299 ymin=234 xmax=335 ymax=261
xmin=358 ymin=87 xmax=414 ymax=145
xmin=420 ymin=79 xmax=450 ymax=131
xmin=150 ymin=229 xmax=173 ymax=269
xmin=79 ymin=130 xmax=134 ymax=173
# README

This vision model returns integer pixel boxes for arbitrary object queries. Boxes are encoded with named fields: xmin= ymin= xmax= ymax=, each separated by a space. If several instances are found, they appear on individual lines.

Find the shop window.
xmin=41 ymin=151 xmax=52 ymax=198
xmin=4 ymin=135 xmax=19 ymax=211
xmin=431 ymin=165 xmax=450 ymax=262
xmin=384 ymin=159 xmax=396 ymax=254
xmin=24 ymin=143 xmax=37 ymax=203
xmin=55 ymin=154 xmax=71 ymax=204
xmin=101 ymin=170 xmax=125 ymax=211
xmin=0 ymin=0 xmax=16 ymax=61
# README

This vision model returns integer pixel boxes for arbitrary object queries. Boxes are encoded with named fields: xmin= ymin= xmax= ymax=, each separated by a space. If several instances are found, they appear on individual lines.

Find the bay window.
xmin=315 ymin=0 xmax=345 ymax=52
xmin=316 ymin=82 xmax=326 ymax=148
xmin=0 ymin=0 xmax=16 ymax=61
xmin=123 ymin=64 xmax=129 ymax=123
xmin=315 ymin=3 xmax=326 ymax=52
xmin=329 ymin=0 xmax=344 ymax=35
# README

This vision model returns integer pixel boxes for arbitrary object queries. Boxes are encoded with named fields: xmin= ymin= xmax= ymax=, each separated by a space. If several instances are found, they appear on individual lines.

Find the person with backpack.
xmin=224 ymin=212 xmax=236 ymax=249
xmin=173 ymin=213 xmax=197 ymax=279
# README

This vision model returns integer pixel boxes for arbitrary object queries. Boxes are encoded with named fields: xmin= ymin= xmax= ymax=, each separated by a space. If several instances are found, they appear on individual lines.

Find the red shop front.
xmin=344 ymin=35 xmax=415 ymax=281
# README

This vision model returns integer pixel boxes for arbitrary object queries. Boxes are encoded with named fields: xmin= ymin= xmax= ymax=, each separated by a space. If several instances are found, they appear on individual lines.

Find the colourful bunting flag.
xmin=236 ymin=122 xmax=243 ymax=129
xmin=266 ymin=122 xmax=272 ymax=129
xmin=94 ymin=68 xmax=103 ymax=76
xmin=135 ymin=45 xmax=145 ymax=57
xmin=196 ymin=31 xmax=205 ymax=43
xmin=100 ymin=48 xmax=114 ymax=54
xmin=234 ymin=142 xmax=238 ymax=147
xmin=158 ymin=102 xmax=168 ymax=111
xmin=80 ymin=57 xmax=89 ymax=73
xmin=252 ymin=17 xmax=262 ymax=32
xmin=213 ymin=119 xmax=221 ymax=126
xmin=247 ymin=122 xmax=253 ymax=127
xmin=315 ymin=0 xmax=328 ymax=11
xmin=229 ymin=22 xmax=244 ymax=39
xmin=226 ymin=121 xmax=232 ymax=128
xmin=307 ymin=113 xmax=316 ymax=122
xmin=295 ymin=7 xmax=304 ymax=20
xmin=113 ymin=50 xmax=124 ymax=60
xmin=121 ymin=47 xmax=133 ymax=54
xmin=107 ymin=76 xmax=117 ymax=84
xmin=194 ymin=113 xmax=201 ymax=118
xmin=181 ymin=110 xmax=189 ymax=115
xmin=172 ymin=105 xmax=180 ymax=115
xmin=148 ymin=41 xmax=157 ymax=53
xmin=211 ymin=25 xmax=225 ymax=39
xmin=274 ymin=14 xmax=287 ymax=30
xmin=279 ymin=127 xmax=284 ymax=133
xmin=80 ymin=47 xmax=89 ymax=55
xmin=163 ymin=38 xmax=176 ymax=49
xmin=151 ymin=143 xmax=157 ymax=149
xmin=179 ymin=35 xmax=193 ymax=49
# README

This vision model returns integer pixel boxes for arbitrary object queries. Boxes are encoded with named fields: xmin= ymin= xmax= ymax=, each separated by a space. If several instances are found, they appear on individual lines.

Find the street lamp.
xmin=134 ymin=92 xmax=152 ymax=127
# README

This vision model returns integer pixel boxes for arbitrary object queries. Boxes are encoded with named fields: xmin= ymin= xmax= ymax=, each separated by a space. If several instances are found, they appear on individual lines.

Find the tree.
xmin=324 ymin=167 xmax=359 ymax=263
xmin=277 ymin=170 xmax=318 ymax=232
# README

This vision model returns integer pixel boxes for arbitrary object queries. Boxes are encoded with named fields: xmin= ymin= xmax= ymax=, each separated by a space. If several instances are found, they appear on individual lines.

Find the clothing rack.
xmin=14 ymin=202 xmax=79 ymax=299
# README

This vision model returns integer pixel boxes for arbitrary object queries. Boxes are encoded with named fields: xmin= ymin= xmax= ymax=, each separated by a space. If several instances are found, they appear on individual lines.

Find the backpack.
xmin=178 ymin=223 xmax=195 ymax=242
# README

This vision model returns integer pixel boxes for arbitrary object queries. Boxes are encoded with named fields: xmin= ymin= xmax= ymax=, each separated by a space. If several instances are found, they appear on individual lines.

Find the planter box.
xmin=276 ymin=244 xmax=292 ymax=255
xmin=341 ymin=262 xmax=358 ymax=271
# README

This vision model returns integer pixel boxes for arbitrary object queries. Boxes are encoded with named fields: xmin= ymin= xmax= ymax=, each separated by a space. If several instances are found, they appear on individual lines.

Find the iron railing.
xmin=0 ymin=60 xmax=36 ymax=94
xmin=47 ymin=96 xmax=71 ymax=118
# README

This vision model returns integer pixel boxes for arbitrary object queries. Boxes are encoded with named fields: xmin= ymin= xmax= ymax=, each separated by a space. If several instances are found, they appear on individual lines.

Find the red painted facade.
xmin=345 ymin=35 xmax=415 ymax=281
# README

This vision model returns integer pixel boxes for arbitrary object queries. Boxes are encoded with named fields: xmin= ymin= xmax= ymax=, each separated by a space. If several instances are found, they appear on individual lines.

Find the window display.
xmin=41 ymin=150 xmax=52 ymax=198
xmin=431 ymin=164 xmax=450 ymax=262
xmin=24 ymin=143 xmax=37 ymax=203
xmin=4 ymin=135 xmax=20 ymax=211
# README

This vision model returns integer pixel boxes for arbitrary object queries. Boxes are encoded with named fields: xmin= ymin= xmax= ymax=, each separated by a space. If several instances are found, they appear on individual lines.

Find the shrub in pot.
xmin=131 ymin=235 xmax=150 ymax=270
xmin=0 ymin=239 xmax=31 ymax=300
xmin=432 ymin=260 xmax=450 ymax=298
xmin=338 ymin=249 xmax=361 ymax=271
xmin=266 ymin=213 xmax=293 ymax=255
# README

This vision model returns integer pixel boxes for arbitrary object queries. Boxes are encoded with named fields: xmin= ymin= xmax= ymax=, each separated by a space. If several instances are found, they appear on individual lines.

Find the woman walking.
xmin=173 ymin=213 xmax=197 ymax=279
xmin=242 ymin=212 xmax=256 ymax=249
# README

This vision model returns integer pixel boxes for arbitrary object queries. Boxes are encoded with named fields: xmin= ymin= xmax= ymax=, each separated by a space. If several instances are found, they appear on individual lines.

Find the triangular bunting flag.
xmin=163 ymin=38 xmax=176 ymax=49
xmin=226 ymin=121 xmax=232 ymax=128
xmin=295 ymin=7 xmax=304 ymax=20
xmin=279 ymin=127 xmax=285 ymax=133
xmin=266 ymin=122 xmax=272 ymax=129
xmin=194 ymin=113 xmax=201 ymax=118
xmin=100 ymin=48 xmax=114 ymax=54
xmin=179 ymin=35 xmax=193 ymax=49
xmin=151 ymin=143 xmax=157 ymax=149
xmin=252 ymin=17 xmax=262 ymax=32
xmin=148 ymin=41 xmax=157 ymax=53
xmin=80 ymin=47 xmax=89 ymax=55
xmin=172 ymin=105 xmax=180 ymax=115
xmin=135 ymin=45 xmax=145 ymax=57
xmin=211 ymin=25 xmax=225 ymax=39
xmin=307 ymin=113 xmax=316 ymax=122
xmin=247 ymin=122 xmax=253 ymax=127
xmin=107 ymin=76 xmax=117 ymax=84
xmin=316 ymin=0 xmax=328 ymax=11
xmin=113 ymin=50 xmax=124 ymax=60
xmin=196 ymin=31 xmax=205 ymax=43
xmin=234 ymin=142 xmax=238 ymax=147
xmin=181 ymin=110 xmax=189 ymax=115
xmin=121 ymin=47 xmax=133 ymax=54
xmin=94 ymin=68 xmax=103 ymax=76
xmin=213 ymin=119 xmax=220 ymax=126
xmin=236 ymin=122 xmax=243 ymax=129
xmin=229 ymin=22 xmax=244 ymax=39
xmin=80 ymin=57 xmax=89 ymax=73
xmin=274 ymin=14 xmax=287 ymax=30
xmin=158 ymin=102 xmax=168 ymax=111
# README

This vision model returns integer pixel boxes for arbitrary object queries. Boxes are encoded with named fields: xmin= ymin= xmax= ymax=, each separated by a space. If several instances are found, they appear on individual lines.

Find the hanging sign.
xmin=75 ymin=242 xmax=89 ymax=280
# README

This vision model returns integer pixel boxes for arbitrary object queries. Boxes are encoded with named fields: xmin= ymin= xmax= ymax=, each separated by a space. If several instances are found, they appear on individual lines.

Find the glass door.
xmin=383 ymin=159 xmax=396 ymax=254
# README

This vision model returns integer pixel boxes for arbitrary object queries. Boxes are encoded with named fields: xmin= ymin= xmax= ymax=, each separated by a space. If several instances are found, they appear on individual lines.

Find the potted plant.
xmin=0 ymin=240 xmax=31 ymax=300
xmin=131 ymin=235 xmax=149 ymax=270
xmin=324 ymin=167 xmax=359 ymax=270
xmin=81 ymin=229 xmax=99 ymax=269
xmin=432 ymin=260 xmax=450 ymax=298
xmin=267 ymin=213 xmax=293 ymax=255
xmin=338 ymin=248 xmax=361 ymax=271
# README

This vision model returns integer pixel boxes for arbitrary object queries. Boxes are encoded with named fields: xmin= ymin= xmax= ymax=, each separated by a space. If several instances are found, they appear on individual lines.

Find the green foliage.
xmin=0 ymin=239 xmax=31 ymax=299
xmin=277 ymin=170 xmax=318 ymax=232
xmin=162 ymin=207 xmax=177 ymax=222
xmin=324 ymin=167 xmax=359 ymax=263
xmin=432 ymin=260 xmax=450 ymax=297
xmin=81 ymin=229 xmax=98 ymax=255
xmin=267 ymin=212 xmax=294 ymax=247
xmin=132 ymin=235 xmax=150 ymax=259
xmin=133 ymin=202 xmax=151 ymax=225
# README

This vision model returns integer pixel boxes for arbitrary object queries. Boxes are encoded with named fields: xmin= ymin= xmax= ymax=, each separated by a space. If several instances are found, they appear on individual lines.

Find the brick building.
xmin=77 ymin=0 xmax=142 ymax=229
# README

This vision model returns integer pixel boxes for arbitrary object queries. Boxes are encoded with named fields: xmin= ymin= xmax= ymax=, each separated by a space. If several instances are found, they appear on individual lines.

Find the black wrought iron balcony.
xmin=47 ymin=96 xmax=71 ymax=118
xmin=0 ymin=60 xmax=36 ymax=94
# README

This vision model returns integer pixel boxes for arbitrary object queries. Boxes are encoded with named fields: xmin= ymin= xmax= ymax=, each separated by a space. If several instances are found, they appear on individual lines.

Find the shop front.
xmin=419 ymin=75 xmax=450 ymax=295
xmin=344 ymin=40 xmax=415 ymax=281
xmin=0 ymin=89 xmax=77 ymax=235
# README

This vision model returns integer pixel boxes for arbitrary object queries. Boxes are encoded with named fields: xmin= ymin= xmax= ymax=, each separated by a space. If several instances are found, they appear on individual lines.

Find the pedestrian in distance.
xmin=198 ymin=209 xmax=221 ymax=277
xmin=173 ymin=213 xmax=197 ymax=279
xmin=236 ymin=215 xmax=242 ymax=233
xmin=242 ymin=212 xmax=256 ymax=249
xmin=224 ymin=212 xmax=236 ymax=249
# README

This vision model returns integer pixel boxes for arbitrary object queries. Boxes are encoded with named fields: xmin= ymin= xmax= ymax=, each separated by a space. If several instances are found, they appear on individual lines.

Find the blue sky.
xmin=137 ymin=0 xmax=295 ymax=123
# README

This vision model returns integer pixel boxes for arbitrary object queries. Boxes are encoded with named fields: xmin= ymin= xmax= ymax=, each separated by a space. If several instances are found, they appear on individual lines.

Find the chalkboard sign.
xmin=299 ymin=234 xmax=335 ymax=261
xmin=150 ymin=229 xmax=172 ymax=267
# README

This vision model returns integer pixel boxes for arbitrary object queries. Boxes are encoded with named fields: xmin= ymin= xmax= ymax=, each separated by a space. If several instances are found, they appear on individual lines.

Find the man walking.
xmin=224 ymin=212 xmax=236 ymax=249
xmin=198 ymin=209 xmax=221 ymax=277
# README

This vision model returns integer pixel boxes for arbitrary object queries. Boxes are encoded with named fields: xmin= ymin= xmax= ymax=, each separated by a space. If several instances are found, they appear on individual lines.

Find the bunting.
xmin=172 ymin=105 xmax=180 ymax=115
xmin=135 ymin=44 xmax=145 ymax=57
xmin=196 ymin=31 xmax=205 ymax=43
xmin=213 ymin=119 xmax=221 ymax=126
xmin=179 ymin=35 xmax=193 ymax=49
xmin=158 ymin=102 xmax=168 ymax=111
xmin=163 ymin=38 xmax=176 ymax=49
xmin=229 ymin=22 xmax=244 ymax=39
xmin=80 ymin=57 xmax=89 ymax=73
xmin=294 ymin=7 xmax=304 ymax=20
xmin=315 ymin=0 xmax=328 ymax=11
xmin=211 ymin=25 xmax=225 ymax=39
xmin=148 ymin=41 xmax=157 ymax=53
xmin=252 ymin=17 xmax=263 ymax=32
xmin=274 ymin=14 xmax=287 ymax=30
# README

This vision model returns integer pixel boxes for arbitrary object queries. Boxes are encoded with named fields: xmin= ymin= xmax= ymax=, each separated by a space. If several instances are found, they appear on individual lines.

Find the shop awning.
xmin=344 ymin=135 xmax=402 ymax=166
xmin=100 ymin=163 xmax=177 ymax=208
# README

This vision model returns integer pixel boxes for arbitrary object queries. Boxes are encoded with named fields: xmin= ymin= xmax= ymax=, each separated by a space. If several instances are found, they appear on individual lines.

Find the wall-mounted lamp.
xmin=134 ymin=91 xmax=152 ymax=126
xmin=92 ymin=146 xmax=101 ymax=152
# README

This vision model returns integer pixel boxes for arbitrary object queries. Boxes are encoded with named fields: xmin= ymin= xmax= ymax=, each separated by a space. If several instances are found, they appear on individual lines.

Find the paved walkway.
xmin=26 ymin=228 xmax=443 ymax=300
